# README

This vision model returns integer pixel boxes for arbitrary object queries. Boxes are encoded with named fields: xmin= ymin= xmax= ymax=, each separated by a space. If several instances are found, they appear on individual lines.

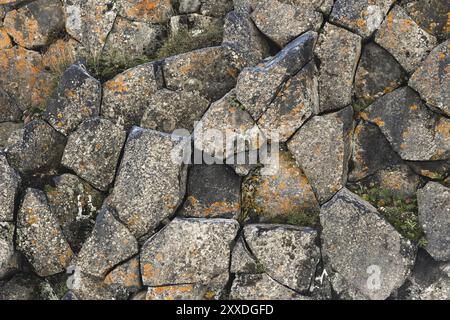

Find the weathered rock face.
xmin=181 ymin=164 xmax=241 ymax=219
xmin=70 ymin=269 xmax=128 ymax=300
xmin=104 ymin=257 xmax=142 ymax=295
xmin=288 ymin=106 xmax=354 ymax=204
xmin=102 ymin=62 xmax=163 ymax=130
xmin=315 ymin=23 xmax=362 ymax=113
xmin=140 ymin=89 xmax=210 ymax=134
xmin=0 ymin=153 xmax=20 ymax=222
xmin=140 ymin=218 xmax=239 ymax=286
xmin=409 ymin=41 xmax=449 ymax=117
xmin=118 ymin=0 xmax=174 ymax=23
xmin=0 ymin=88 xmax=21 ymax=123
xmin=16 ymin=188 xmax=73 ymax=277
xmin=230 ymin=237 xmax=257 ymax=274
xmin=362 ymin=87 xmax=449 ymax=161
xmin=0 ymin=273 xmax=57 ymax=300
xmin=62 ymin=118 xmax=126 ymax=191
xmin=106 ymin=128 xmax=188 ymax=238
xmin=375 ymin=5 xmax=437 ymax=74
xmin=354 ymin=43 xmax=407 ymax=107
xmin=320 ymin=188 xmax=416 ymax=300
xmin=6 ymin=120 xmax=66 ymax=174
xmin=0 ymin=122 xmax=23 ymax=150
xmin=0 ymin=27 xmax=12 ymax=49
xmin=244 ymin=224 xmax=320 ymax=292
xmin=4 ymin=0 xmax=64 ymax=49
xmin=0 ymin=222 xmax=15 ymax=279
xmin=417 ymin=182 xmax=450 ymax=262
xmin=75 ymin=207 xmax=138 ymax=277
xmin=44 ymin=63 xmax=101 ymax=136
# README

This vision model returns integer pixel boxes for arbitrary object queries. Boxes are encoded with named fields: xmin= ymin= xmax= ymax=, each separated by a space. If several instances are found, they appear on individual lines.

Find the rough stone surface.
xmin=75 ymin=207 xmax=138 ymax=277
xmin=140 ymin=89 xmax=210 ymax=134
xmin=62 ymin=118 xmax=126 ymax=191
xmin=0 ymin=122 xmax=23 ymax=150
xmin=118 ymin=0 xmax=174 ymax=23
xmin=0 ymin=153 xmax=20 ymax=222
xmin=244 ymin=224 xmax=320 ymax=292
xmin=417 ymin=182 xmax=450 ymax=262
xmin=0 ymin=222 xmax=15 ymax=279
xmin=288 ymin=106 xmax=354 ymax=204
xmin=140 ymin=218 xmax=239 ymax=286
xmin=315 ymin=23 xmax=362 ymax=112
xmin=16 ymin=188 xmax=73 ymax=277
xmin=181 ymin=164 xmax=241 ymax=219
xmin=106 ymin=128 xmax=188 ymax=238
xmin=6 ymin=120 xmax=66 ymax=174
xmin=0 ymin=88 xmax=21 ymax=122
xmin=230 ymin=237 xmax=257 ymax=274
xmin=320 ymin=188 xmax=416 ymax=300
xmin=375 ymin=5 xmax=437 ymax=74
xmin=409 ymin=41 xmax=449 ymax=117
xmin=0 ymin=273 xmax=57 ymax=300
xmin=70 ymin=269 xmax=128 ymax=300
xmin=44 ymin=63 xmax=101 ymax=135
xmin=0 ymin=27 xmax=12 ymax=49
xmin=104 ymin=257 xmax=142 ymax=294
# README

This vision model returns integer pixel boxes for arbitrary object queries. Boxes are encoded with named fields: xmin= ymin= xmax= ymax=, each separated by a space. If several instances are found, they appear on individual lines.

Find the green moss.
xmin=351 ymin=184 xmax=426 ymax=245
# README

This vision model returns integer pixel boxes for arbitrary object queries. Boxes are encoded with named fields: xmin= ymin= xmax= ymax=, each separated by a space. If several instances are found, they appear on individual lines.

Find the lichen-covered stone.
xmin=42 ymin=38 xmax=85 ymax=73
xmin=140 ymin=89 xmax=210 ymax=134
xmin=0 ymin=222 xmax=15 ymax=279
xmin=70 ymin=269 xmax=128 ymax=300
xmin=362 ymin=86 xmax=449 ymax=161
xmin=244 ymin=224 xmax=320 ymax=291
xmin=45 ymin=174 xmax=104 ymax=253
xmin=163 ymin=46 xmax=243 ymax=101
xmin=236 ymin=31 xmax=317 ymax=119
xmin=417 ymin=182 xmax=450 ymax=261
xmin=62 ymin=118 xmax=126 ymax=191
xmin=320 ymin=188 xmax=416 ymax=300
xmin=406 ymin=160 xmax=450 ymax=181
xmin=0 ymin=27 xmax=11 ymax=49
xmin=104 ymin=257 xmax=142 ymax=294
xmin=0 ymin=273 xmax=57 ymax=300
xmin=180 ymin=164 xmax=241 ymax=219
xmin=0 ymin=153 xmax=20 ymax=222
xmin=375 ymin=5 xmax=437 ymax=74
xmin=44 ymin=63 xmax=101 ymax=136
xmin=118 ymin=0 xmax=174 ymax=23
xmin=6 ymin=119 xmax=66 ymax=174
xmin=315 ymin=23 xmax=362 ymax=112
xmin=200 ymin=0 xmax=233 ymax=17
xmin=230 ymin=237 xmax=257 ymax=274
xmin=230 ymin=273 xmax=307 ymax=300
xmin=258 ymin=61 xmax=319 ymax=141
xmin=0 ymin=123 xmax=22 ymax=151
xmin=409 ymin=41 xmax=449 ymax=117
xmin=194 ymin=90 xmax=265 ymax=161
xmin=288 ymin=106 xmax=354 ymax=204
xmin=102 ymin=62 xmax=163 ymax=130
xmin=16 ymin=188 xmax=73 ymax=277
xmin=330 ymin=0 xmax=394 ymax=38
xmin=140 ymin=218 xmax=239 ymax=286
xmin=75 ymin=207 xmax=138 ymax=277
xmin=0 ymin=88 xmax=21 ymax=122
xmin=354 ymin=43 xmax=407 ymax=107
xmin=4 ymin=0 xmax=64 ymax=49
xmin=106 ymin=128 xmax=188 ymax=238
xmin=251 ymin=0 xmax=322 ymax=47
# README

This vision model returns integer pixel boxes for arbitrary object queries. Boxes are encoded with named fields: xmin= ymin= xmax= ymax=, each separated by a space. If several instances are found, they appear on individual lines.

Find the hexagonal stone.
xmin=320 ymin=188 xmax=416 ymax=300
xmin=363 ymin=86 xmax=449 ymax=161
xmin=163 ymin=46 xmax=243 ymax=102
xmin=243 ymin=151 xmax=320 ymax=223
xmin=104 ymin=257 xmax=142 ymax=294
xmin=418 ymin=182 xmax=450 ymax=261
xmin=140 ymin=89 xmax=210 ymax=134
xmin=45 ymin=174 xmax=104 ymax=253
xmin=251 ymin=0 xmax=322 ymax=47
xmin=409 ymin=40 xmax=449 ymax=117
xmin=62 ymin=118 xmax=126 ymax=191
xmin=258 ymin=61 xmax=319 ymax=142
xmin=288 ymin=106 xmax=354 ymax=204
xmin=6 ymin=119 xmax=66 ymax=175
xmin=16 ymin=188 xmax=73 ymax=277
xmin=140 ymin=218 xmax=239 ymax=286
xmin=180 ymin=164 xmax=241 ymax=219
xmin=0 ymin=153 xmax=20 ymax=222
xmin=244 ymin=224 xmax=320 ymax=291
xmin=0 ymin=122 xmax=23 ymax=150
xmin=375 ymin=5 xmax=437 ymax=74
xmin=3 ymin=0 xmax=64 ymax=49
xmin=230 ymin=273 xmax=307 ymax=300
xmin=354 ymin=43 xmax=407 ymax=107
xmin=44 ymin=63 xmax=101 ymax=136
xmin=315 ymin=23 xmax=362 ymax=112
xmin=194 ymin=90 xmax=265 ymax=161
xmin=349 ymin=121 xmax=401 ymax=182
xmin=0 ymin=222 xmax=15 ymax=278
xmin=75 ymin=207 xmax=138 ymax=277
xmin=236 ymin=31 xmax=317 ymax=119
xmin=118 ymin=0 xmax=174 ymax=23
xmin=230 ymin=237 xmax=257 ymax=274
xmin=401 ymin=0 xmax=449 ymax=41
xmin=222 ymin=11 xmax=270 ymax=66
xmin=106 ymin=128 xmax=188 ymax=238
xmin=0 ymin=273 xmax=57 ymax=300
xmin=330 ymin=0 xmax=394 ymax=38
xmin=102 ymin=62 xmax=163 ymax=130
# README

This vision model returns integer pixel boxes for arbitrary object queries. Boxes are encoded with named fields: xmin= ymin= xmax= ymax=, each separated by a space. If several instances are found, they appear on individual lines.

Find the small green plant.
xmin=271 ymin=210 xmax=320 ymax=228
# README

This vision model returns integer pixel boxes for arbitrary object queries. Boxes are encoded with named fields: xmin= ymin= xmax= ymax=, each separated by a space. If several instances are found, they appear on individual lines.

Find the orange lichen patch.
xmin=104 ymin=75 xmax=129 ymax=93
xmin=372 ymin=117 xmax=385 ymax=127
xmin=125 ymin=0 xmax=172 ymax=23
xmin=25 ymin=208 xmax=38 ymax=225
xmin=58 ymin=249 xmax=73 ymax=267
xmin=359 ymin=112 xmax=369 ymax=121
xmin=435 ymin=117 xmax=450 ymax=137
xmin=142 ymin=263 xmax=160 ymax=280
xmin=42 ymin=39 xmax=79 ymax=72
xmin=356 ymin=18 xmax=366 ymax=28
xmin=146 ymin=284 xmax=194 ymax=300
xmin=0 ymin=28 xmax=12 ymax=49
xmin=202 ymin=201 xmax=240 ymax=217
xmin=204 ymin=291 xmax=216 ymax=300
xmin=409 ymin=104 xmax=419 ymax=111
